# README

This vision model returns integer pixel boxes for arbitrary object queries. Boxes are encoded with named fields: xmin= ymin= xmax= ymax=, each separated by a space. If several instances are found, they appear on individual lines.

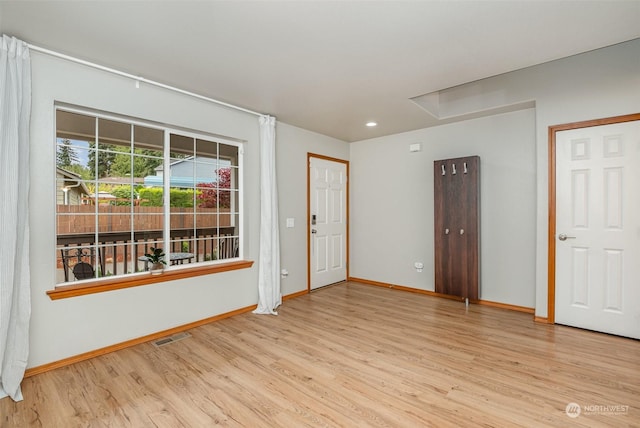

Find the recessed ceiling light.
xmin=366 ymin=121 xmax=377 ymax=127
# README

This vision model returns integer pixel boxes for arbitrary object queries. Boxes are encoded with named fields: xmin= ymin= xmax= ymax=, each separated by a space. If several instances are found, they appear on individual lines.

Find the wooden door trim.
xmin=307 ymin=153 xmax=350 ymax=292
xmin=547 ymin=113 xmax=640 ymax=324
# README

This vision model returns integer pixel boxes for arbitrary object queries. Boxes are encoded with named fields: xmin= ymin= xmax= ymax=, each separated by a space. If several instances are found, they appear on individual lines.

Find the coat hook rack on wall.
xmin=433 ymin=155 xmax=480 ymax=304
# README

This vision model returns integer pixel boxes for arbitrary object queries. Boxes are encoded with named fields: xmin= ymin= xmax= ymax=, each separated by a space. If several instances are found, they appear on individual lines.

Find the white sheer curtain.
xmin=253 ymin=115 xmax=281 ymax=315
xmin=0 ymin=35 xmax=31 ymax=402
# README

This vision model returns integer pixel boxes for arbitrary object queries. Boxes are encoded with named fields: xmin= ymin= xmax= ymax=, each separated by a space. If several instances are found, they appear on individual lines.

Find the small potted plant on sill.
xmin=145 ymin=247 xmax=166 ymax=274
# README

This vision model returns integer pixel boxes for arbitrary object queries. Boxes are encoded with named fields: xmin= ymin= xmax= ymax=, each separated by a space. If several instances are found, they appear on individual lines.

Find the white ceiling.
xmin=1 ymin=1 xmax=639 ymax=142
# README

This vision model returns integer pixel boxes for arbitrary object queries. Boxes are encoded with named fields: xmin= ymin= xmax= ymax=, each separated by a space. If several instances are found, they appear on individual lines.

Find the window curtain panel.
xmin=253 ymin=115 xmax=281 ymax=315
xmin=0 ymin=35 xmax=31 ymax=402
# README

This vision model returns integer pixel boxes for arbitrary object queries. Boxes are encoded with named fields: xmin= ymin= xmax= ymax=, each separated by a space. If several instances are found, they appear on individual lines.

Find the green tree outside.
xmin=56 ymin=139 xmax=79 ymax=167
xmin=110 ymin=147 xmax=163 ymax=178
xmin=88 ymin=142 xmax=117 ymax=178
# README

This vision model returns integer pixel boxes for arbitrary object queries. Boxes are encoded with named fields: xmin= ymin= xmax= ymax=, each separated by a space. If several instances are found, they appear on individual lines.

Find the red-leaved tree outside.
xmin=197 ymin=168 xmax=231 ymax=208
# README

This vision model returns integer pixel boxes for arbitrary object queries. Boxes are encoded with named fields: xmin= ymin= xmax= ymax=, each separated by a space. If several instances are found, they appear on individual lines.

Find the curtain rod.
xmin=26 ymin=43 xmax=266 ymax=118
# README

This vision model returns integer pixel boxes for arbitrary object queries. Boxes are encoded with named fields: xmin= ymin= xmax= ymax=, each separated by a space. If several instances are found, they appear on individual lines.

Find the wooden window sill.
xmin=47 ymin=260 xmax=254 ymax=300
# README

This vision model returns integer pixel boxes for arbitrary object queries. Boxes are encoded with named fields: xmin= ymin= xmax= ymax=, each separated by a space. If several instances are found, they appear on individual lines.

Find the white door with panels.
xmin=555 ymin=120 xmax=640 ymax=339
xmin=309 ymin=157 xmax=347 ymax=290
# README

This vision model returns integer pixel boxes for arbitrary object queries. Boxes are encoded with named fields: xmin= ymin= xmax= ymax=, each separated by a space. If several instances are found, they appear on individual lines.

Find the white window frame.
xmin=54 ymin=104 xmax=244 ymax=286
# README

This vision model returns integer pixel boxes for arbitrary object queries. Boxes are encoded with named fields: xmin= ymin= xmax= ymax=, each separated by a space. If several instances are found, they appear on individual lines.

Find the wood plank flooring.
xmin=2 ymin=282 xmax=639 ymax=427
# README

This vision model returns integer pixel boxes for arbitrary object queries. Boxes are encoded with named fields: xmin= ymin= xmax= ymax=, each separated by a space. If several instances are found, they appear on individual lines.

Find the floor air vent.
xmin=152 ymin=332 xmax=191 ymax=348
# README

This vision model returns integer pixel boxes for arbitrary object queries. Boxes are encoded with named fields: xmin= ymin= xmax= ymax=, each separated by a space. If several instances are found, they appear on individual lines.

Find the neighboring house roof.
xmin=154 ymin=156 xmax=220 ymax=173
xmin=100 ymin=176 xmax=144 ymax=185
xmin=56 ymin=167 xmax=90 ymax=195
xmin=146 ymin=156 xmax=226 ymax=188
xmin=154 ymin=156 xmax=193 ymax=173
xmin=89 ymin=191 xmax=116 ymax=199
xmin=143 ymin=176 xmax=217 ymax=188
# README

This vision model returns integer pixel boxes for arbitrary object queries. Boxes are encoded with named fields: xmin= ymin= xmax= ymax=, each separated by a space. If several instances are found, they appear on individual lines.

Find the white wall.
xmin=27 ymin=53 xmax=348 ymax=368
xmin=349 ymin=39 xmax=640 ymax=315
xmin=350 ymin=109 xmax=537 ymax=307
xmin=529 ymin=40 xmax=640 ymax=317
xmin=275 ymin=124 xmax=349 ymax=296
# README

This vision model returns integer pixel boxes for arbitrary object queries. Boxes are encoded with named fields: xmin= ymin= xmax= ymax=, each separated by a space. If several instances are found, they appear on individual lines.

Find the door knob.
xmin=558 ymin=233 xmax=576 ymax=241
xmin=311 ymin=229 xmax=317 ymax=234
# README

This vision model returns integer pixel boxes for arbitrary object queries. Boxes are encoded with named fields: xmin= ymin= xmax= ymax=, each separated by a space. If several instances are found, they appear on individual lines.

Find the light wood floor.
xmin=2 ymin=282 xmax=639 ymax=427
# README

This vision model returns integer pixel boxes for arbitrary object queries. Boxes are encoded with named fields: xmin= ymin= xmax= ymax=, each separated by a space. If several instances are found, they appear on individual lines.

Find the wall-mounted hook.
xmin=441 ymin=165 xmax=446 ymax=176
xmin=452 ymin=164 xmax=457 ymax=175
xmin=463 ymin=162 xmax=468 ymax=174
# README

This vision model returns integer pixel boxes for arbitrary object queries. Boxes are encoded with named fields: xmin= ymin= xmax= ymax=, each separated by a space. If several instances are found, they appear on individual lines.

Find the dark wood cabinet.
xmin=434 ymin=156 xmax=480 ymax=302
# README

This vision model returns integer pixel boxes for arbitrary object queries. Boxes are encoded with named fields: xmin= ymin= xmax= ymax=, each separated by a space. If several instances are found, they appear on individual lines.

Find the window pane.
xmin=134 ymin=125 xmax=163 ymax=188
xmin=138 ymin=239 xmax=165 ymax=270
xmin=98 ymin=243 xmax=128 ymax=277
xmin=98 ymin=118 xmax=131 ymax=147
xmin=57 ymin=211 xmax=95 ymax=236
xmin=133 ymin=211 xmax=163 ymax=233
xmin=168 ymin=238 xmax=195 ymax=256
xmin=97 ymin=211 xmax=132 ymax=236
xmin=133 ymin=125 xmax=163 ymax=154
xmin=228 ymin=165 xmax=239 ymax=190
xmin=56 ymin=108 xmax=242 ymax=285
xmin=169 ymin=134 xmax=194 ymax=158
xmin=195 ymin=138 xmax=218 ymax=158
xmin=193 ymin=237 xmax=216 ymax=262
xmin=195 ymin=212 xmax=218 ymax=230
xmin=56 ymin=110 xmax=95 ymax=141
xmin=57 ymin=245 xmax=98 ymax=282
xmin=139 ymin=185 xmax=164 ymax=207
xmin=131 ymin=153 xmax=162 ymax=182
xmin=56 ymin=138 xmax=92 ymax=176
xmin=220 ymin=144 xmax=238 ymax=165
xmin=218 ymin=231 xmax=238 ymax=260
xmin=169 ymin=212 xmax=192 ymax=235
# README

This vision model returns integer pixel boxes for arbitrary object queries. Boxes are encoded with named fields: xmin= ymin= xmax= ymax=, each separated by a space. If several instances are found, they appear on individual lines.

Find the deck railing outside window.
xmin=57 ymin=227 xmax=238 ymax=283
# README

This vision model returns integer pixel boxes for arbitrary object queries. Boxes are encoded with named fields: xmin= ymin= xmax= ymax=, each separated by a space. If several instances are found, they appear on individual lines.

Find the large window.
xmin=55 ymin=106 xmax=241 ymax=285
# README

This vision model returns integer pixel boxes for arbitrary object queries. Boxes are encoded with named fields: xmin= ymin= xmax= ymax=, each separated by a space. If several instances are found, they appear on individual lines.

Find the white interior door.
xmin=555 ymin=120 xmax=640 ymax=339
xmin=309 ymin=157 xmax=347 ymax=290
